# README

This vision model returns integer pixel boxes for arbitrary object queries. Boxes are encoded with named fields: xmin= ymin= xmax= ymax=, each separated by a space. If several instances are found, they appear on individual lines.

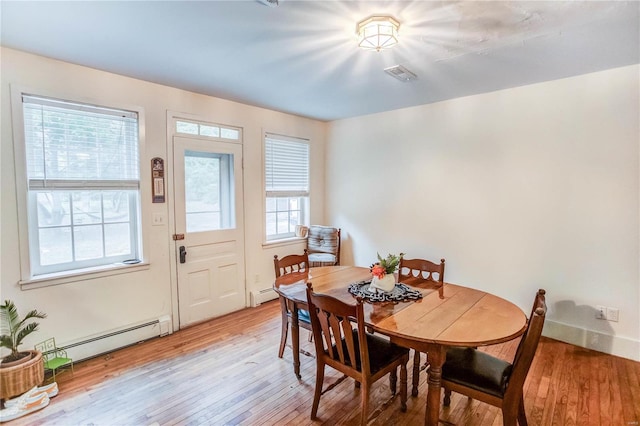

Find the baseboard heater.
xmin=251 ymin=288 xmax=278 ymax=307
xmin=59 ymin=315 xmax=172 ymax=362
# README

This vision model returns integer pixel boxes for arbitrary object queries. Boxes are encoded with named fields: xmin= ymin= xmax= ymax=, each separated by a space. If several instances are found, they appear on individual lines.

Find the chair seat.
xmin=44 ymin=357 xmax=72 ymax=370
xmin=308 ymin=253 xmax=336 ymax=266
xmin=443 ymin=347 xmax=512 ymax=398
xmin=330 ymin=330 xmax=409 ymax=375
xmin=284 ymin=306 xmax=310 ymax=324
xmin=297 ymin=309 xmax=310 ymax=324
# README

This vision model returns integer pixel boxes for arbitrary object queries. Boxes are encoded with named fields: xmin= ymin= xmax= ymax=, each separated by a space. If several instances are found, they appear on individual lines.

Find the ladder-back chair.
xmin=397 ymin=257 xmax=445 ymax=396
xmin=306 ymin=283 xmax=409 ymax=425
xmin=273 ymin=250 xmax=311 ymax=378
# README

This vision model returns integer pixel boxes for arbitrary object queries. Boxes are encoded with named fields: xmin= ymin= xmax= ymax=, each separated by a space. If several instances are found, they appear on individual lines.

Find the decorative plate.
xmin=348 ymin=280 xmax=423 ymax=303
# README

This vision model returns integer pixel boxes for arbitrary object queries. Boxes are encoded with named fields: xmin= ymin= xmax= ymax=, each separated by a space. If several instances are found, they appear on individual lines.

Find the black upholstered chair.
xmin=442 ymin=289 xmax=547 ymax=426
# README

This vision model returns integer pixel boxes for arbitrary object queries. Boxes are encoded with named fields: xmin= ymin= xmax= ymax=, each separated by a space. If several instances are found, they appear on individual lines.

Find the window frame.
xmin=263 ymin=132 xmax=310 ymax=242
xmin=11 ymin=85 xmax=148 ymax=285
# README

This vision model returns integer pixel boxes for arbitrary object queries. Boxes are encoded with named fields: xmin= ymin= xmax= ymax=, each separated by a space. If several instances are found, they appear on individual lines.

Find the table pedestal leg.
xmin=291 ymin=306 xmax=301 ymax=379
xmin=424 ymin=345 xmax=445 ymax=426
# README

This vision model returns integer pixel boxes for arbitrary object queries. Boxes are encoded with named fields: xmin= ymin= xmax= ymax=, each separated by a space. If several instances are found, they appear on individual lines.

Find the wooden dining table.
xmin=274 ymin=265 xmax=528 ymax=426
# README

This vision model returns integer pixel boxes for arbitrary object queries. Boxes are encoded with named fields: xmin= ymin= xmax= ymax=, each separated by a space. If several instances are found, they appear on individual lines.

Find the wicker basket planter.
xmin=0 ymin=350 xmax=44 ymax=400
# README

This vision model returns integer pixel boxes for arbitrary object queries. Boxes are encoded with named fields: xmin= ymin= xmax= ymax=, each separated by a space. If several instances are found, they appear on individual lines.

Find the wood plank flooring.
xmin=14 ymin=300 xmax=640 ymax=425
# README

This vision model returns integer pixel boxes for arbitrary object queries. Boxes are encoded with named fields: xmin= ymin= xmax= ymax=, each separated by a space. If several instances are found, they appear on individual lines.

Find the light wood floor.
xmin=16 ymin=300 xmax=640 ymax=425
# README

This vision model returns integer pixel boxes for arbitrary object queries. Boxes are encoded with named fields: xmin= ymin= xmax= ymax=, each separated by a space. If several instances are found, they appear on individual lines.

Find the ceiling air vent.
xmin=384 ymin=65 xmax=417 ymax=82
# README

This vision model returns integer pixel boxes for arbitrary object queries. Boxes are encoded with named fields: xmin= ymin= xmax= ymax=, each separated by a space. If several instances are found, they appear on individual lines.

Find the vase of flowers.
xmin=369 ymin=252 xmax=404 ymax=293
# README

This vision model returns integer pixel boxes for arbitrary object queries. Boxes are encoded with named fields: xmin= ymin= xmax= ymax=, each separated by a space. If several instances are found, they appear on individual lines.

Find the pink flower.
xmin=370 ymin=264 xmax=386 ymax=279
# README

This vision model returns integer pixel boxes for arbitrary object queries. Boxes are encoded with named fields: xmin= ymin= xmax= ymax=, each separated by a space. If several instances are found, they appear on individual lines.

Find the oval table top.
xmin=275 ymin=265 xmax=527 ymax=348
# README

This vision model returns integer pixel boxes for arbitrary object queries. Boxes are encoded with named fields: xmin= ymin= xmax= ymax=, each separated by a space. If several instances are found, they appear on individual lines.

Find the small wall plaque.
xmin=152 ymin=157 xmax=165 ymax=203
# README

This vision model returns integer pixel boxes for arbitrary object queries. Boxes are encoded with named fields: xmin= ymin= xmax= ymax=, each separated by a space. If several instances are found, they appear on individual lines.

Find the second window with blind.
xmin=264 ymin=133 xmax=309 ymax=241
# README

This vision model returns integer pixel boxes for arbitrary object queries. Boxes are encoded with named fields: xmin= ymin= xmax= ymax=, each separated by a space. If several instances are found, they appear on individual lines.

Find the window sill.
xmin=262 ymin=236 xmax=307 ymax=249
xmin=19 ymin=261 xmax=150 ymax=290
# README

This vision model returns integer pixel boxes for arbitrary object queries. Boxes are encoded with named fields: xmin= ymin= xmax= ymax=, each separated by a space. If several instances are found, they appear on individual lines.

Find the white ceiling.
xmin=1 ymin=1 xmax=638 ymax=121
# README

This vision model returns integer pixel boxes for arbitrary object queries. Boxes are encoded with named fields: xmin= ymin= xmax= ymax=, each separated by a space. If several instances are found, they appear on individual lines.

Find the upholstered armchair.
xmin=306 ymin=226 xmax=340 ymax=267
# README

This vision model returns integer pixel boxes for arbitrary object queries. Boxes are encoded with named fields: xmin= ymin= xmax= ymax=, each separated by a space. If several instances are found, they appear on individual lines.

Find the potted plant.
xmin=0 ymin=300 xmax=46 ymax=403
xmin=1 ymin=300 xmax=46 ymax=366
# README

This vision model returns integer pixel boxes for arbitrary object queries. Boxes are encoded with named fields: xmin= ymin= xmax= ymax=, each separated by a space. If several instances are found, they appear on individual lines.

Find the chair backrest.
xmin=34 ymin=338 xmax=58 ymax=362
xmin=398 ymin=257 xmax=445 ymax=298
xmin=273 ymin=250 xmax=309 ymax=278
xmin=397 ymin=258 xmax=445 ymax=285
xmin=306 ymin=283 xmax=370 ymax=376
xmin=505 ymin=289 xmax=547 ymax=400
xmin=307 ymin=226 xmax=340 ymax=259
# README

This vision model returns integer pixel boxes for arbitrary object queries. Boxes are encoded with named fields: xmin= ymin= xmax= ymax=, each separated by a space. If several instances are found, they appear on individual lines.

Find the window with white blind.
xmin=18 ymin=94 xmax=142 ymax=277
xmin=264 ymin=133 xmax=309 ymax=241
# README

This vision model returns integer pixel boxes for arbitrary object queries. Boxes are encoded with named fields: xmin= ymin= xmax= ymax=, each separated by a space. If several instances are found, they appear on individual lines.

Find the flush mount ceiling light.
xmin=357 ymin=15 xmax=400 ymax=52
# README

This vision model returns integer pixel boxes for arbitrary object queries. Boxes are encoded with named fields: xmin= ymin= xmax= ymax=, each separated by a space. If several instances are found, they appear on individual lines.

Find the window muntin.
xmin=264 ymin=134 xmax=309 ymax=241
xmin=21 ymin=95 xmax=141 ymax=276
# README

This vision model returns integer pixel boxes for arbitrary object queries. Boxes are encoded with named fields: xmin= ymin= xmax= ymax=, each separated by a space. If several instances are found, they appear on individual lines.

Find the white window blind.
xmin=23 ymin=95 xmax=139 ymax=189
xmin=265 ymin=134 xmax=309 ymax=197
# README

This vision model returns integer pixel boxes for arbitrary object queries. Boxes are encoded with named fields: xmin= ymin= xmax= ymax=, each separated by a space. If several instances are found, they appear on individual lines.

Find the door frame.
xmin=165 ymin=111 xmax=247 ymax=331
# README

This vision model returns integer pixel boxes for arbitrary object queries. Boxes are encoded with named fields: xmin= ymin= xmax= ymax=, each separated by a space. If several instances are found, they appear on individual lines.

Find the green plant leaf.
xmin=15 ymin=322 xmax=40 ymax=348
xmin=0 ymin=300 xmax=46 ymax=356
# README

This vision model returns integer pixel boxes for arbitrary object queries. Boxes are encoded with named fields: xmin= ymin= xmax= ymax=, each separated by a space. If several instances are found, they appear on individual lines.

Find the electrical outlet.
xmin=596 ymin=305 xmax=606 ymax=320
xmin=606 ymin=307 xmax=619 ymax=322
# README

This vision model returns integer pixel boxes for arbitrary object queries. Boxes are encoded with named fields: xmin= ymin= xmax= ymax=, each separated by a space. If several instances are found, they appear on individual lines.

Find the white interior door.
xmin=173 ymin=136 xmax=245 ymax=328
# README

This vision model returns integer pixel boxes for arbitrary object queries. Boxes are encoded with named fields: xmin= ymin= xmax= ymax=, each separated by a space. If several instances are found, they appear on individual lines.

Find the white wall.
xmin=3 ymin=48 xmax=638 ymax=362
xmin=0 ymin=48 xmax=325 ymax=359
xmin=326 ymin=65 xmax=640 ymax=361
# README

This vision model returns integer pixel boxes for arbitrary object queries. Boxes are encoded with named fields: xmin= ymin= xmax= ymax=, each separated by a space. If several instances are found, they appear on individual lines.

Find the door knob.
xmin=179 ymin=246 xmax=187 ymax=263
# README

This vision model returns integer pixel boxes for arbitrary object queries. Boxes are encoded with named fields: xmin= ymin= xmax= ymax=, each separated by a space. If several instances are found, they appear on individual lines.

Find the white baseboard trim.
xmin=543 ymin=319 xmax=639 ymax=362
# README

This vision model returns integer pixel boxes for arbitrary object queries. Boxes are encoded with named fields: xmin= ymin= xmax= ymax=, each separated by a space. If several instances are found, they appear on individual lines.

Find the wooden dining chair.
xmin=273 ymin=250 xmax=312 ymax=378
xmin=274 ymin=250 xmax=309 ymax=278
xmin=442 ymin=289 xmax=547 ymax=426
xmin=397 ymin=257 xmax=445 ymax=397
xmin=305 ymin=283 xmax=409 ymax=426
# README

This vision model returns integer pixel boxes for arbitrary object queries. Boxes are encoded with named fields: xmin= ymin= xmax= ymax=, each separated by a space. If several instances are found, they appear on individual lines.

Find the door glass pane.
xmin=185 ymin=150 xmax=234 ymax=233
xmin=176 ymin=121 xmax=198 ymax=135
xmin=199 ymin=125 xmax=220 ymax=138
xmin=221 ymin=127 xmax=239 ymax=140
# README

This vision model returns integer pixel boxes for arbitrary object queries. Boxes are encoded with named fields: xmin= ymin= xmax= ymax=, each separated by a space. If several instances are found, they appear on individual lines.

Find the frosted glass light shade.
xmin=357 ymin=16 xmax=400 ymax=51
